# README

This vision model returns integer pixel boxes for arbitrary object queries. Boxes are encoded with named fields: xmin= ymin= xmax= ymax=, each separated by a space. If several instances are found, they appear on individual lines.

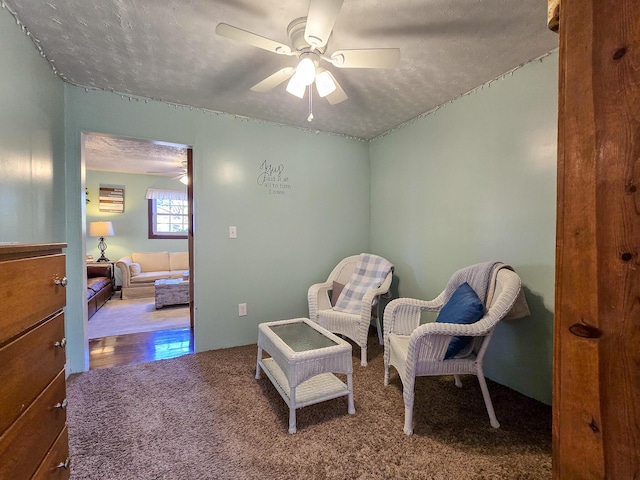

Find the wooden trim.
xmin=187 ymin=147 xmax=194 ymax=329
xmin=554 ymin=0 xmax=640 ymax=477
xmin=0 ymin=243 xmax=66 ymax=261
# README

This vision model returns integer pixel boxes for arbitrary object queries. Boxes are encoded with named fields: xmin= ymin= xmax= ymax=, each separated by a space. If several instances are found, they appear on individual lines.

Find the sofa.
xmin=87 ymin=264 xmax=113 ymax=319
xmin=116 ymin=252 xmax=189 ymax=299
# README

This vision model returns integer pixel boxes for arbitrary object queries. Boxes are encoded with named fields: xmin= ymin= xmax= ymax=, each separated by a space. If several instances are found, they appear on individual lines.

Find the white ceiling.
xmin=3 ymin=0 xmax=558 ymax=173
xmin=84 ymin=134 xmax=188 ymax=177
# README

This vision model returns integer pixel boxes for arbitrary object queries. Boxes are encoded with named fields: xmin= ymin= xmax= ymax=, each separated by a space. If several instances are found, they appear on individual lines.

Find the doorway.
xmin=82 ymin=133 xmax=195 ymax=369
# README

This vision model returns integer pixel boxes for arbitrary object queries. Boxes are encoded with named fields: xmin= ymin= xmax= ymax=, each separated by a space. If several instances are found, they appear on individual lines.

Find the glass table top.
xmin=269 ymin=322 xmax=338 ymax=352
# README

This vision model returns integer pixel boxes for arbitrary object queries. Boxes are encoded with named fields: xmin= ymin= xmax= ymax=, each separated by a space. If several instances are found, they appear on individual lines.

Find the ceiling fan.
xmin=147 ymin=161 xmax=189 ymax=185
xmin=215 ymin=0 xmax=400 ymax=113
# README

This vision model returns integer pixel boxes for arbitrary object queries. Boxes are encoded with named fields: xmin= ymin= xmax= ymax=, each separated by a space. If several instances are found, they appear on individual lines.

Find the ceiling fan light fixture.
xmin=315 ymin=70 xmax=336 ymax=97
xmin=286 ymin=74 xmax=306 ymax=98
xmin=216 ymin=0 xmax=397 ymax=111
xmin=330 ymin=53 xmax=345 ymax=66
xmin=295 ymin=57 xmax=316 ymax=86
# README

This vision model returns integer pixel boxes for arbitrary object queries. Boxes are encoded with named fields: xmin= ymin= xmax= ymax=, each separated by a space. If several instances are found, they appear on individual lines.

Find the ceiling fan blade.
xmin=304 ymin=0 xmax=344 ymax=49
xmin=328 ymin=48 xmax=400 ymax=69
xmin=250 ymin=67 xmax=296 ymax=92
xmin=216 ymin=23 xmax=292 ymax=55
xmin=323 ymin=71 xmax=348 ymax=105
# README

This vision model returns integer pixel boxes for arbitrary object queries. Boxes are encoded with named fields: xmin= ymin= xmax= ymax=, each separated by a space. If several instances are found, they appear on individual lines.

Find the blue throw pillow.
xmin=436 ymin=282 xmax=485 ymax=359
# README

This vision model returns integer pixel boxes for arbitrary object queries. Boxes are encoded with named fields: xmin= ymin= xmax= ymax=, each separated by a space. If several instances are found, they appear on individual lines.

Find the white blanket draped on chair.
xmin=333 ymin=254 xmax=394 ymax=315
xmin=308 ymin=253 xmax=394 ymax=366
xmin=442 ymin=261 xmax=530 ymax=320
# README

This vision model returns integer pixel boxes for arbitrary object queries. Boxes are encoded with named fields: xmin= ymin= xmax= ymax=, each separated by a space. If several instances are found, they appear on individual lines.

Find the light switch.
xmin=238 ymin=303 xmax=247 ymax=316
xmin=229 ymin=226 xmax=237 ymax=238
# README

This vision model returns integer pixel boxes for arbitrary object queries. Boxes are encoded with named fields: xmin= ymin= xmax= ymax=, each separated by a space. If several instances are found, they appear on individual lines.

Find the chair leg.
xmin=404 ymin=404 xmax=414 ymax=435
xmin=360 ymin=345 xmax=367 ymax=366
xmin=402 ymin=377 xmax=415 ymax=435
xmin=375 ymin=316 xmax=383 ymax=345
xmin=477 ymin=371 xmax=500 ymax=428
xmin=454 ymin=374 xmax=462 ymax=387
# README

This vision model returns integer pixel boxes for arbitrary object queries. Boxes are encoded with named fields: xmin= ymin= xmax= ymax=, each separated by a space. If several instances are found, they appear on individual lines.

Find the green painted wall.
xmin=86 ymin=170 xmax=188 ymax=284
xmin=1 ymin=5 xmax=558 ymax=403
xmin=0 ymin=7 xmax=65 ymax=243
xmin=370 ymin=52 xmax=558 ymax=404
xmin=64 ymin=86 xmax=371 ymax=372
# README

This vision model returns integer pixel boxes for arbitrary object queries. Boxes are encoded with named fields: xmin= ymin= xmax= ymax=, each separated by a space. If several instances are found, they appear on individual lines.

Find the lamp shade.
xmin=89 ymin=221 xmax=115 ymax=238
xmin=286 ymin=74 xmax=306 ymax=98
xmin=295 ymin=57 xmax=316 ymax=86
xmin=315 ymin=70 xmax=337 ymax=97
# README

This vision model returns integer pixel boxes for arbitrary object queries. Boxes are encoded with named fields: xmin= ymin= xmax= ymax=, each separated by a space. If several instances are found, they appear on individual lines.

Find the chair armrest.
xmin=383 ymin=297 xmax=443 ymax=336
xmin=412 ymin=320 xmax=488 ymax=337
xmin=403 ymin=318 xmax=494 ymax=363
xmin=308 ymin=281 xmax=333 ymax=322
xmin=382 ymin=296 xmax=443 ymax=370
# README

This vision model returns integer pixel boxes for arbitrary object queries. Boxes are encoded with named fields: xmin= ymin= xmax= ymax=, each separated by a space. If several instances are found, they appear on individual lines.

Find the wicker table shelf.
xmin=256 ymin=318 xmax=355 ymax=434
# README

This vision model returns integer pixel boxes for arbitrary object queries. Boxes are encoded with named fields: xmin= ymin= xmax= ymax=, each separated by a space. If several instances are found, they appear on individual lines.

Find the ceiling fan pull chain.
xmin=307 ymin=85 xmax=314 ymax=122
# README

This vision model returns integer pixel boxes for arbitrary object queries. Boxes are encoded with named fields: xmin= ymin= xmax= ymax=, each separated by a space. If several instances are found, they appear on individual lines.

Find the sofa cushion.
xmin=169 ymin=252 xmax=189 ymax=271
xmin=130 ymin=262 xmax=141 ymax=276
xmin=130 ymin=271 xmax=174 ymax=283
xmin=88 ymin=277 xmax=111 ymax=293
xmin=132 ymin=252 xmax=170 ymax=272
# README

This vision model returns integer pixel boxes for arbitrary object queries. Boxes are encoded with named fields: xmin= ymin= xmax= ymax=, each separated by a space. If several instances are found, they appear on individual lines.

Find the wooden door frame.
xmin=187 ymin=147 xmax=194 ymax=329
xmin=554 ymin=0 xmax=640 ymax=476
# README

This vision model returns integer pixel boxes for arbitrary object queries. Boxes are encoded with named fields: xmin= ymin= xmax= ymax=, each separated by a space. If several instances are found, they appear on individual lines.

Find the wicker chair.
xmin=383 ymin=265 xmax=522 ymax=435
xmin=308 ymin=255 xmax=393 ymax=366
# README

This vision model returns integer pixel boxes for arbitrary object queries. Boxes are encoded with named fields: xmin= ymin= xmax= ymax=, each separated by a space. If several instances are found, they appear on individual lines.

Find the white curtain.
xmin=145 ymin=188 xmax=187 ymax=201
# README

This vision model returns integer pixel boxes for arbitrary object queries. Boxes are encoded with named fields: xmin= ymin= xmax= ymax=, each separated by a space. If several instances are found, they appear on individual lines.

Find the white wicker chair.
xmin=383 ymin=265 xmax=522 ymax=435
xmin=308 ymin=255 xmax=393 ymax=366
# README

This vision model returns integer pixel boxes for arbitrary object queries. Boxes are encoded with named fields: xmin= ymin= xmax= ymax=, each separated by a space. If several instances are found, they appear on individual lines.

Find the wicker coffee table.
xmin=154 ymin=278 xmax=189 ymax=309
xmin=256 ymin=318 xmax=355 ymax=434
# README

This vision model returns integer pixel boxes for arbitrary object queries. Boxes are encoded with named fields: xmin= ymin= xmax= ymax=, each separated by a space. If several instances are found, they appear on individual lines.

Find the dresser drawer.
xmin=0 ymin=312 xmax=66 ymax=436
xmin=31 ymin=426 xmax=70 ymax=480
xmin=0 ymin=253 xmax=66 ymax=346
xmin=0 ymin=370 xmax=67 ymax=480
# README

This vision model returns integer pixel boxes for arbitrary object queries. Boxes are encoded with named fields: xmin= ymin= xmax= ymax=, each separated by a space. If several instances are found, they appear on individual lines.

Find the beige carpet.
xmin=88 ymin=297 xmax=190 ymax=339
xmin=66 ymin=339 xmax=552 ymax=480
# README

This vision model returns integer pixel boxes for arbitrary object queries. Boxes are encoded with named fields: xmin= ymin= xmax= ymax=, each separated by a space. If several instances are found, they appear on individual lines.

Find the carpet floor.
xmin=66 ymin=337 xmax=551 ymax=479
xmin=88 ymin=297 xmax=190 ymax=339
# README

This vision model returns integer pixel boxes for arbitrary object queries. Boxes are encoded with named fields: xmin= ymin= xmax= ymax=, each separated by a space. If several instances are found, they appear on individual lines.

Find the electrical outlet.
xmin=238 ymin=303 xmax=247 ymax=316
xmin=229 ymin=226 xmax=237 ymax=238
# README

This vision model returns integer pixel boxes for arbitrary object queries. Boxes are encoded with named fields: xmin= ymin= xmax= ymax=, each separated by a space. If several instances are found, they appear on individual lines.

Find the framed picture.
xmin=99 ymin=185 xmax=125 ymax=213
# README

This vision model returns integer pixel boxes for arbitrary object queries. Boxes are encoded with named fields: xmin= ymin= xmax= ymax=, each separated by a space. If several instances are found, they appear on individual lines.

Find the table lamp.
xmin=89 ymin=221 xmax=115 ymax=262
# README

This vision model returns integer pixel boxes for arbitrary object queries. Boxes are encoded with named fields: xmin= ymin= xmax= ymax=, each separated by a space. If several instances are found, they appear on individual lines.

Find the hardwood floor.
xmin=89 ymin=327 xmax=194 ymax=370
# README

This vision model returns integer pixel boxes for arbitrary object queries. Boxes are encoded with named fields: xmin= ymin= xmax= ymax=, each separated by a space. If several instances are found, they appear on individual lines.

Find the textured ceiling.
xmin=4 ymin=0 xmax=558 ymax=144
xmin=84 ymin=134 xmax=187 ymax=176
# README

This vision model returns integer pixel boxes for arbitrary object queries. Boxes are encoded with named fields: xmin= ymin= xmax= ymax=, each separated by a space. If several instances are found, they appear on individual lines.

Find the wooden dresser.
xmin=0 ymin=244 xmax=70 ymax=480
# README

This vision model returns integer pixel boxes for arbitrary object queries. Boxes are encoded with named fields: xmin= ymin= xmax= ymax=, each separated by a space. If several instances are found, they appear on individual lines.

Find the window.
xmin=146 ymin=189 xmax=188 ymax=239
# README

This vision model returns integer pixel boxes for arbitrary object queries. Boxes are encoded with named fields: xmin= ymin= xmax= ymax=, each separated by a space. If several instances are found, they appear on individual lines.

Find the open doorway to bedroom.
xmin=82 ymin=133 xmax=194 ymax=369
